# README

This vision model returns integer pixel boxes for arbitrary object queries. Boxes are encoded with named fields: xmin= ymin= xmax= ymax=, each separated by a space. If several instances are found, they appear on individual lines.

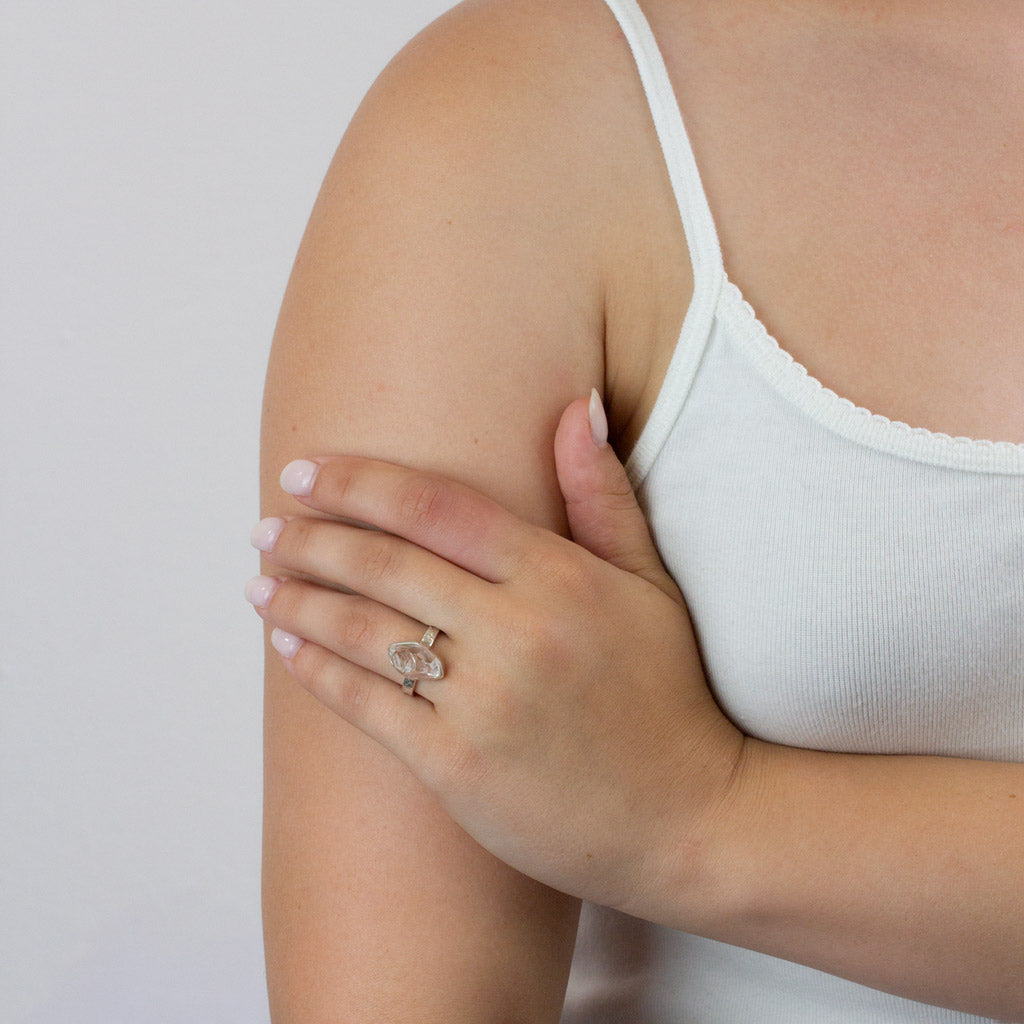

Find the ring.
xmin=388 ymin=625 xmax=445 ymax=696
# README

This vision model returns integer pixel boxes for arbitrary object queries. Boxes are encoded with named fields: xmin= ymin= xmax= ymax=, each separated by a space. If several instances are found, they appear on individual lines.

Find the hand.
xmin=246 ymin=394 xmax=745 ymax=917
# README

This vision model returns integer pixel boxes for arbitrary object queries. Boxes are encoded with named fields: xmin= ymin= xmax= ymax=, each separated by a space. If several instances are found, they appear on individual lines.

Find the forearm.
xmin=668 ymin=741 xmax=1024 ymax=1019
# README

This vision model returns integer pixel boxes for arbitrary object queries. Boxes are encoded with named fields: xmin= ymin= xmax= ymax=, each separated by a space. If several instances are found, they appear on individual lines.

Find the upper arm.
xmin=260 ymin=3 xmax=613 ymax=1019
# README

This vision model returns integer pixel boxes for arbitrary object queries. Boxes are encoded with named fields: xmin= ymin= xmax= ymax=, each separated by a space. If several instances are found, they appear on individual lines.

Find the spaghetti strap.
xmin=601 ymin=0 xmax=723 ymax=293
xmin=600 ymin=0 xmax=726 ymax=483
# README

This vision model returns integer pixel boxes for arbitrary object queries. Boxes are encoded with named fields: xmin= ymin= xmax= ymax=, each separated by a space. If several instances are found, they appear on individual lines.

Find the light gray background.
xmin=2 ymin=2 xmax=454 ymax=1019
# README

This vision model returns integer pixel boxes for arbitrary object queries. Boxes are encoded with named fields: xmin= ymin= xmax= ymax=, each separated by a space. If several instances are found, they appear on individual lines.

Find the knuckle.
xmin=550 ymin=535 xmax=594 ymax=588
xmin=334 ymin=672 xmax=374 ymax=720
xmin=294 ymin=642 xmax=373 ymax=721
xmin=397 ymin=475 xmax=451 ymax=530
xmin=506 ymin=522 xmax=550 ymax=580
xmin=360 ymin=534 xmax=401 ymax=585
xmin=335 ymin=605 xmax=375 ymax=651
xmin=510 ymin=527 xmax=587 ymax=594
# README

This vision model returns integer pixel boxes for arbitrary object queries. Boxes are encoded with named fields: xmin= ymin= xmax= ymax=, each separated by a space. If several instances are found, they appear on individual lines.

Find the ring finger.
xmin=245 ymin=574 xmax=449 ymax=702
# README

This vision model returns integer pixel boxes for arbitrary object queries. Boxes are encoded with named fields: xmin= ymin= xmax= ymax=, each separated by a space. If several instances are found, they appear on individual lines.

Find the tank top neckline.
xmin=602 ymin=0 xmax=1024 ymax=483
xmin=716 ymin=278 xmax=1024 ymax=475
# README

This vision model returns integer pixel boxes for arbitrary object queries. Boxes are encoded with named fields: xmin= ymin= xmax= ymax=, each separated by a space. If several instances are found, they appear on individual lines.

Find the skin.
xmin=254 ymin=443 xmax=742 ymax=912
xmin=258 ymin=0 xmax=1024 ymax=1019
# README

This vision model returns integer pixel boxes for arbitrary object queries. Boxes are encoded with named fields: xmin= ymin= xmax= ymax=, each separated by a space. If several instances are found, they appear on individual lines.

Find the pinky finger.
xmin=270 ymin=628 xmax=438 ymax=767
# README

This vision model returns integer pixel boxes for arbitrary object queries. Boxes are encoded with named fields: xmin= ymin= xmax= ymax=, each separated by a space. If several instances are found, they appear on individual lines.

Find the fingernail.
xmin=589 ymin=388 xmax=608 ymax=448
xmin=280 ymin=459 xmax=319 ymax=496
xmin=250 ymin=517 xmax=286 ymax=552
xmin=244 ymin=575 xmax=281 ymax=609
xmin=271 ymin=628 xmax=304 ymax=659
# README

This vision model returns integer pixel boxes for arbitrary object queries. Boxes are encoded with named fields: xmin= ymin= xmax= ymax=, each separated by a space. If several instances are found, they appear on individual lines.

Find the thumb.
xmin=554 ymin=390 xmax=681 ymax=601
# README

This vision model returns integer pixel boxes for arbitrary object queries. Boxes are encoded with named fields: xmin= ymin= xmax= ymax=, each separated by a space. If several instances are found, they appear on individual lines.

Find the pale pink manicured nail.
xmin=589 ymin=387 xmax=608 ymax=448
xmin=271 ymin=628 xmax=304 ymax=659
xmin=244 ymin=575 xmax=281 ymax=609
xmin=250 ymin=517 xmax=286 ymax=552
xmin=280 ymin=459 xmax=319 ymax=496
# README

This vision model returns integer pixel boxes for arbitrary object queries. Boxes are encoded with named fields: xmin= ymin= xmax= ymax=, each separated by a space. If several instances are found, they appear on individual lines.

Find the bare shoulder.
xmin=272 ymin=0 xmax=609 ymax=511
xmin=274 ymin=0 xmax=692 ymax=472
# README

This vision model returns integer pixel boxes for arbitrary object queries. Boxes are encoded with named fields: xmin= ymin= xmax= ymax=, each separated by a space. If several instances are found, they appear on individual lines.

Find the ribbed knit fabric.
xmin=562 ymin=1 xmax=1024 ymax=1020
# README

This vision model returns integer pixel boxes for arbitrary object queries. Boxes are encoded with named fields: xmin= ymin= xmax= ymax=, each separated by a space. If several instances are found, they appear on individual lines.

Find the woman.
xmin=249 ymin=0 xmax=1024 ymax=1019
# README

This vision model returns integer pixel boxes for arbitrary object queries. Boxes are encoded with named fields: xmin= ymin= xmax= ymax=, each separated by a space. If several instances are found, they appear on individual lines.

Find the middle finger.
xmin=255 ymin=515 xmax=487 ymax=634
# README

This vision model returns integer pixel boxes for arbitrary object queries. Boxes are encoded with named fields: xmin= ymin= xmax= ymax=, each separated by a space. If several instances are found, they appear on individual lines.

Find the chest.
xmin=636 ymin=333 xmax=1024 ymax=759
xmin=607 ymin=1 xmax=1024 ymax=456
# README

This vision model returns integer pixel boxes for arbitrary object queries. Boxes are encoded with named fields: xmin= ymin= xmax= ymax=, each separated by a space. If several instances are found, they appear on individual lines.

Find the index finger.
xmin=279 ymin=455 xmax=531 ymax=583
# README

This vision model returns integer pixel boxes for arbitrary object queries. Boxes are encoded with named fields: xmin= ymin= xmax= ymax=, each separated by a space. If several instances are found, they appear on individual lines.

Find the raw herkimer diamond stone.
xmin=388 ymin=641 xmax=444 ymax=680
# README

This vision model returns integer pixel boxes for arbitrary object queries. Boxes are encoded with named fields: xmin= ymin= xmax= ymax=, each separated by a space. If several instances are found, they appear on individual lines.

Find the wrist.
xmin=627 ymin=716 xmax=771 ymax=936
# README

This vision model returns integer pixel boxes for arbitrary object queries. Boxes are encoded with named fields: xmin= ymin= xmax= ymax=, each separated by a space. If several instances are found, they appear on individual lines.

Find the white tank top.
xmin=563 ymin=2 xmax=1024 ymax=1020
